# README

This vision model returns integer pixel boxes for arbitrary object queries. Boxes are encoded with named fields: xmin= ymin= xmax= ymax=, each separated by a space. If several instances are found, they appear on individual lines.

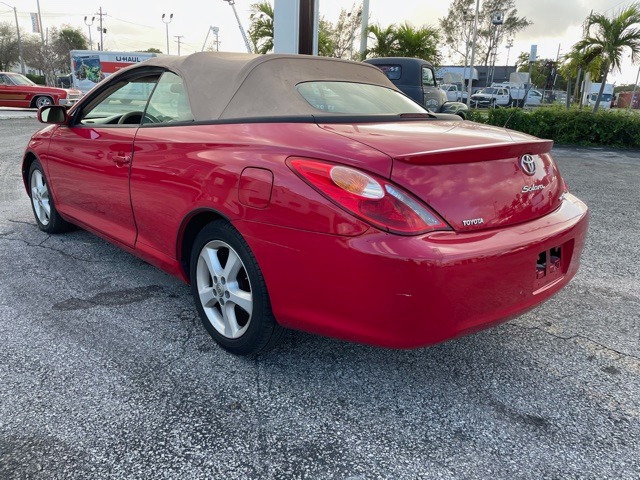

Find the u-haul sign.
xmin=70 ymin=50 xmax=157 ymax=93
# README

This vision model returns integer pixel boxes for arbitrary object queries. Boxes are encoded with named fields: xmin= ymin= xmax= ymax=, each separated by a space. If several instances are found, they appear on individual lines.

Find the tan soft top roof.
xmin=123 ymin=52 xmax=399 ymax=121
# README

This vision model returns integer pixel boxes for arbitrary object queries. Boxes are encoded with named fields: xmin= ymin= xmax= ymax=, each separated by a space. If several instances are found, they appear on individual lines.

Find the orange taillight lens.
xmin=288 ymin=158 xmax=450 ymax=235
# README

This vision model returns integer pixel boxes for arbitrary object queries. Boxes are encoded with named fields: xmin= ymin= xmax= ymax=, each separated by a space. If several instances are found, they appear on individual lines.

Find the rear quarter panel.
xmin=128 ymin=122 xmax=393 ymax=263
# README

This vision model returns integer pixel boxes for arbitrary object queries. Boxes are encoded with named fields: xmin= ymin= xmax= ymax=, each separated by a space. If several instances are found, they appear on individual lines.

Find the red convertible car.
xmin=22 ymin=52 xmax=588 ymax=355
xmin=0 ymin=72 xmax=82 ymax=108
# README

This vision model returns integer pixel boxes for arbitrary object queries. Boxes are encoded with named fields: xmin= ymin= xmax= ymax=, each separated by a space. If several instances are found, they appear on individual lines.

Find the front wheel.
xmin=190 ymin=221 xmax=284 ymax=355
xmin=28 ymin=160 xmax=71 ymax=233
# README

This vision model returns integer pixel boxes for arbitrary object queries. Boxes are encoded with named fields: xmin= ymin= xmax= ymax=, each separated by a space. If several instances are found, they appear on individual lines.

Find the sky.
xmin=1 ymin=0 xmax=639 ymax=85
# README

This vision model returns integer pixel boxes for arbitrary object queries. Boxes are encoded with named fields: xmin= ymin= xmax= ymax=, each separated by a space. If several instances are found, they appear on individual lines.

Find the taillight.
xmin=287 ymin=158 xmax=450 ymax=235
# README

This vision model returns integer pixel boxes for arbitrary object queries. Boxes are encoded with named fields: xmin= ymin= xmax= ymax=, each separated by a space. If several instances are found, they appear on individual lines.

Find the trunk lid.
xmin=318 ymin=121 xmax=563 ymax=231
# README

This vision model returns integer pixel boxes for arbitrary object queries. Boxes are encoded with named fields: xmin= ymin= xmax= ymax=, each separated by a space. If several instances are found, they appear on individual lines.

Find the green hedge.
xmin=25 ymin=74 xmax=46 ymax=85
xmin=469 ymin=107 xmax=640 ymax=149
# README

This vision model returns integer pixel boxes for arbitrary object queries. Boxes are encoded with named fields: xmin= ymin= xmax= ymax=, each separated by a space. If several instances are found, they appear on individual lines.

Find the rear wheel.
xmin=33 ymin=96 xmax=54 ymax=108
xmin=190 ymin=220 xmax=284 ymax=355
xmin=28 ymin=160 xmax=71 ymax=233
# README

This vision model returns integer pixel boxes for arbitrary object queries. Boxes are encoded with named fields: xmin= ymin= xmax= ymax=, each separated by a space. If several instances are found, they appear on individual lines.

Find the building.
xmin=436 ymin=65 xmax=519 ymax=90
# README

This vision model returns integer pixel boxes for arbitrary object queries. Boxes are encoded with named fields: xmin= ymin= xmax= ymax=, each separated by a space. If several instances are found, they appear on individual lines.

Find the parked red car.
xmin=22 ymin=52 xmax=588 ymax=355
xmin=0 ymin=72 xmax=82 ymax=108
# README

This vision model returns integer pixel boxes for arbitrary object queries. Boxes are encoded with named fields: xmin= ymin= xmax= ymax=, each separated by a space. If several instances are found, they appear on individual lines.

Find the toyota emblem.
xmin=520 ymin=154 xmax=536 ymax=176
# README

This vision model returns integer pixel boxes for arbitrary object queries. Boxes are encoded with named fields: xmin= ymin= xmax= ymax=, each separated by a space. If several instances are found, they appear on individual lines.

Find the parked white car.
xmin=524 ymin=89 xmax=543 ymax=106
xmin=470 ymin=86 xmax=511 ymax=108
xmin=471 ymin=86 xmax=544 ymax=108
xmin=440 ymin=83 xmax=465 ymax=102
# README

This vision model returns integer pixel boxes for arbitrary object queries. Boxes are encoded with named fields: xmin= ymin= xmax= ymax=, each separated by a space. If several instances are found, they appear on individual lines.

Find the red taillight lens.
xmin=288 ymin=158 xmax=450 ymax=235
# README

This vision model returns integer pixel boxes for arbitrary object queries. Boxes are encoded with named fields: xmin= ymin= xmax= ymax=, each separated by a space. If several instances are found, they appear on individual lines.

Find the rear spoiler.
xmin=393 ymin=139 xmax=554 ymax=165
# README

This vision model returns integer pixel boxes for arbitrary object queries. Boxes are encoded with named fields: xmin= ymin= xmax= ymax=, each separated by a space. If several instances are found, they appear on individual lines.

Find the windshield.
xmin=297 ymin=81 xmax=426 ymax=115
xmin=591 ymin=93 xmax=612 ymax=102
xmin=6 ymin=73 xmax=36 ymax=86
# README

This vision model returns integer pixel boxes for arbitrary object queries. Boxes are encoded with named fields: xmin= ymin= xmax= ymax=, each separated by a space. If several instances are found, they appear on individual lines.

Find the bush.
xmin=25 ymin=74 xmax=46 ymax=85
xmin=476 ymin=106 xmax=640 ymax=149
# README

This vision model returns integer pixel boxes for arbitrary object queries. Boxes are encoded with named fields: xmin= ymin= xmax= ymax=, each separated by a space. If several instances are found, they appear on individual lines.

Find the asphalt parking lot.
xmin=0 ymin=117 xmax=638 ymax=480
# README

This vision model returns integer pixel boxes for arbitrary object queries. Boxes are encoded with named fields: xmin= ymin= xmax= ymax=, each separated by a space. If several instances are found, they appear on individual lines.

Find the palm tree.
xmin=248 ymin=1 xmax=274 ymax=54
xmin=394 ymin=22 xmax=442 ymax=64
xmin=246 ymin=1 xmax=348 ymax=57
xmin=560 ymin=46 xmax=603 ymax=105
xmin=366 ymin=24 xmax=397 ymax=58
xmin=572 ymin=3 xmax=640 ymax=112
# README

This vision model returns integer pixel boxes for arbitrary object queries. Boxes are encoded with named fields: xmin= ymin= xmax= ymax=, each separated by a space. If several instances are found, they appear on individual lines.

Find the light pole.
xmin=213 ymin=26 xmax=219 ymax=51
xmin=162 ymin=13 xmax=173 ymax=54
xmin=488 ymin=11 xmax=504 ymax=86
xmin=358 ymin=0 xmax=369 ymax=59
xmin=462 ymin=10 xmax=474 ymax=99
xmin=466 ymin=0 xmax=480 ymax=106
xmin=223 ymin=0 xmax=252 ymax=53
xmin=505 ymin=38 xmax=513 ymax=79
xmin=201 ymin=26 xmax=220 ymax=52
xmin=628 ymin=64 xmax=640 ymax=111
xmin=84 ymin=16 xmax=95 ymax=50
xmin=0 ymin=1 xmax=25 ymax=74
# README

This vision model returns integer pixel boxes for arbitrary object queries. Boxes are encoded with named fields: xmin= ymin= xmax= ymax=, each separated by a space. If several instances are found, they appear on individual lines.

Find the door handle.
xmin=113 ymin=153 xmax=131 ymax=166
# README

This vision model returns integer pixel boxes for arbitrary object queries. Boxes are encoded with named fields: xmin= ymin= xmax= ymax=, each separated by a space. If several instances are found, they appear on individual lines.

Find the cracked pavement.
xmin=0 ymin=118 xmax=639 ymax=479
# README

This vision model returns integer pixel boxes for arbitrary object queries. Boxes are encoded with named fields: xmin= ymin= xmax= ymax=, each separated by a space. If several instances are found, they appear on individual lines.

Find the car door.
xmin=497 ymin=88 xmax=510 ymax=105
xmin=526 ymin=90 xmax=542 ymax=106
xmin=0 ymin=73 xmax=27 ymax=108
xmin=45 ymin=71 xmax=160 ymax=248
xmin=422 ymin=66 xmax=444 ymax=111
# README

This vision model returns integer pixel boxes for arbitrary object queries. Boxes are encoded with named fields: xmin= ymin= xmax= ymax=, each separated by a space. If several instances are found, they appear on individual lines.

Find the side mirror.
xmin=38 ymin=105 xmax=68 ymax=124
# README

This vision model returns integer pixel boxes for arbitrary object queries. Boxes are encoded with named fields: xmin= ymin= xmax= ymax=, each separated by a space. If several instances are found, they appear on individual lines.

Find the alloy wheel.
xmin=30 ymin=169 xmax=51 ymax=226
xmin=196 ymin=240 xmax=253 ymax=339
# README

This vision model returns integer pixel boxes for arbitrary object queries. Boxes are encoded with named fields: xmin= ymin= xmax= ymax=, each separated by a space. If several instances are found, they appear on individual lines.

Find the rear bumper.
xmin=238 ymin=193 xmax=589 ymax=349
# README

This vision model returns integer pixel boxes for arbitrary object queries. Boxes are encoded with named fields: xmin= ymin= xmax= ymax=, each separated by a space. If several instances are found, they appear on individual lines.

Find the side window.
xmin=76 ymin=74 xmax=159 ymax=126
xmin=376 ymin=65 xmax=402 ymax=81
xmin=145 ymin=72 xmax=194 ymax=124
xmin=0 ymin=74 xmax=7 ymax=85
xmin=422 ymin=67 xmax=435 ymax=87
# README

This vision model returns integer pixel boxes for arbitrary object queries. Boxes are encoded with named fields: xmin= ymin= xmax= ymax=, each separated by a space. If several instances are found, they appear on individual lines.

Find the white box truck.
xmin=70 ymin=50 xmax=157 ymax=94
xmin=586 ymin=83 xmax=615 ymax=109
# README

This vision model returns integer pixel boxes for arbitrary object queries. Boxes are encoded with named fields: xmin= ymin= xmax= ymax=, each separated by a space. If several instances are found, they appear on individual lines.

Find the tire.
xmin=28 ymin=160 xmax=71 ymax=233
xmin=33 ymin=96 xmax=54 ymax=108
xmin=190 ymin=220 xmax=284 ymax=355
